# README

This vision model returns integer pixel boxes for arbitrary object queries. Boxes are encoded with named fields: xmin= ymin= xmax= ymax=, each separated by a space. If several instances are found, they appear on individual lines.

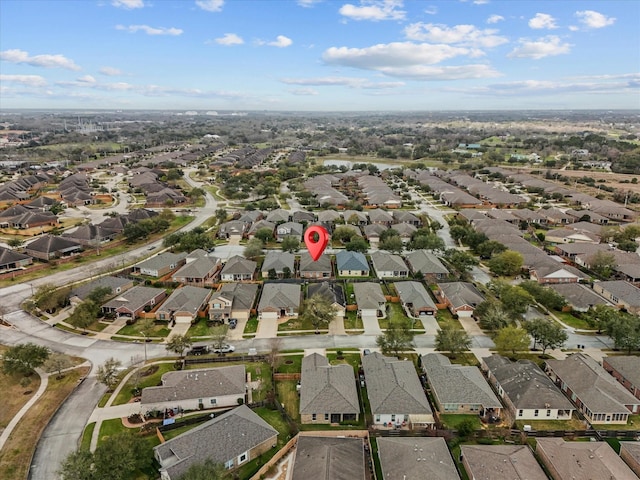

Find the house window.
xmin=546 ymin=409 xmax=551 ymax=417
xmin=159 ymin=313 xmax=165 ymax=320
xmin=391 ymin=414 xmax=396 ymax=422
xmin=238 ymin=453 xmax=247 ymax=464
xmin=518 ymin=410 xmax=523 ymax=417
xmin=534 ymin=409 xmax=539 ymax=417
xmin=225 ymin=459 xmax=234 ymax=469
xmin=210 ymin=399 xmax=217 ymax=405
xmin=324 ymin=413 xmax=329 ymax=421
xmin=375 ymin=415 xmax=380 ymax=423
xmin=312 ymin=414 xmax=316 ymax=421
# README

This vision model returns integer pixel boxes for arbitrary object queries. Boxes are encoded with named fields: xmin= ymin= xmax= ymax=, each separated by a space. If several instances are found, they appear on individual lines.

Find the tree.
xmin=209 ymin=325 xmax=229 ymax=354
xmin=58 ymin=449 xmax=95 ymax=480
xmin=332 ymin=225 xmax=356 ymax=243
xmin=376 ymin=322 xmax=415 ymax=357
xmin=519 ymin=281 xmax=566 ymax=311
xmin=524 ymin=318 xmax=568 ymax=354
xmin=491 ymin=282 xmax=534 ymax=317
xmin=244 ymin=238 xmax=264 ymax=259
xmin=34 ymin=283 xmax=68 ymax=313
xmin=379 ymin=235 xmax=404 ymax=254
xmin=409 ymin=233 xmax=444 ymax=251
xmin=215 ymin=208 xmax=228 ymax=224
xmin=493 ymin=326 xmax=530 ymax=357
xmin=488 ymin=250 xmax=523 ymax=277
xmin=67 ymin=301 xmax=99 ymax=332
xmin=588 ymin=251 xmax=616 ymax=278
xmin=254 ymin=227 xmax=274 ymax=244
xmin=93 ymin=432 xmax=152 ymax=480
xmin=281 ymin=236 xmax=300 ymax=253
xmin=166 ymin=334 xmax=193 ymax=358
xmin=300 ymin=294 xmax=338 ymax=333
xmin=178 ymin=459 xmax=229 ymax=480
xmin=435 ymin=324 xmax=472 ymax=358
xmin=2 ymin=343 xmax=50 ymax=376
xmin=7 ymin=237 xmax=24 ymax=248
xmin=605 ymin=314 xmax=640 ymax=354
xmin=474 ymin=240 xmax=507 ymax=259
xmin=345 ymin=236 xmax=368 ymax=253
xmin=96 ymin=357 xmax=122 ymax=391
xmin=44 ymin=353 xmax=73 ymax=379
xmin=443 ymin=249 xmax=478 ymax=274
xmin=474 ymin=300 xmax=510 ymax=331
xmin=583 ymin=304 xmax=619 ymax=333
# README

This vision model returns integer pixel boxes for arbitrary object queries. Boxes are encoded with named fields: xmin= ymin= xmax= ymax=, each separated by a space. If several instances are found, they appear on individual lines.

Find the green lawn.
xmin=344 ymin=311 xmax=363 ymax=331
xmin=326 ymin=352 xmax=362 ymax=373
xmin=442 ymin=352 xmax=480 ymax=366
xmin=439 ymin=414 xmax=482 ymax=430
xmin=186 ymin=318 xmax=214 ymax=337
xmin=116 ymin=322 xmax=171 ymax=338
xmin=275 ymin=379 xmax=300 ymax=422
xmin=436 ymin=309 xmax=464 ymax=329
xmin=244 ymin=317 xmax=259 ymax=335
xmin=552 ymin=310 xmax=595 ymax=331
xmin=276 ymin=355 xmax=303 ymax=373
xmin=278 ymin=316 xmax=319 ymax=332
xmin=515 ymin=415 xmax=586 ymax=431
xmin=80 ymin=422 xmax=95 ymax=451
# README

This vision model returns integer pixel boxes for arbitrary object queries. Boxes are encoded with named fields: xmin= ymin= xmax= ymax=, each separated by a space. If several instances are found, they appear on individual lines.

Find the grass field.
xmin=552 ymin=310 xmax=595 ymax=331
xmin=0 ymin=346 xmax=41 ymax=431
xmin=439 ymin=414 xmax=482 ymax=430
xmin=0 ymin=366 xmax=89 ymax=480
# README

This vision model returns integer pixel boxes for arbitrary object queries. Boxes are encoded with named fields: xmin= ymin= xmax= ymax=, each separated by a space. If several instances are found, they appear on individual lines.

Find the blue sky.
xmin=1 ymin=0 xmax=638 ymax=111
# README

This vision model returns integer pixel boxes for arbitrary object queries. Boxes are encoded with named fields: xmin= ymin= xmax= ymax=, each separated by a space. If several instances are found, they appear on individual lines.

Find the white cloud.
xmin=339 ymin=0 xmax=406 ymax=22
xmin=473 ymin=0 xmax=489 ymax=4
xmin=424 ymin=5 xmax=438 ymax=15
xmin=404 ymin=23 xmax=508 ymax=48
xmin=115 ymin=25 xmax=183 ymax=36
xmin=214 ymin=33 xmax=244 ymax=46
xmin=508 ymin=35 xmax=572 ymax=59
xmin=528 ymin=13 xmax=558 ymax=29
xmin=0 ymin=74 xmax=47 ymax=87
xmin=268 ymin=35 xmax=293 ymax=48
xmin=195 ymin=0 xmax=224 ymax=12
xmin=77 ymin=75 xmax=96 ymax=84
xmin=0 ymin=49 xmax=81 ymax=70
xmin=280 ymin=76 xmax=404 ymax=89
xmin=487 ymin=14 xmax=504 ymax=24
xmin=575 ymin=10 xmax=616 ymax=29
xmin=99 ymin=66 xmax=123 ymax=76
xmin=288 ymin=88 xmax=319 ymax=95
xmin=297 ymin=0 xmax=322 ymax=6
xmin=112 ymin=0 xmax=145 ymax=9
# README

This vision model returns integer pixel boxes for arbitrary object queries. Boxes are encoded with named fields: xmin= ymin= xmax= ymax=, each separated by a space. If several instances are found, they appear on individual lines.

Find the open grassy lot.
xmin=0 ymin=366 xmax=89 ymax=480
xmin=0 ymin=346 xmax=41 ymax=432
xmin=379 ymin=303 xmax=424 ymax=331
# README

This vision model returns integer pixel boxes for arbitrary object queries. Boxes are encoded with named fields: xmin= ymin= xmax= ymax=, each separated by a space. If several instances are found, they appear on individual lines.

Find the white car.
xmin=212 ymin=344 xmax=235 ymax=354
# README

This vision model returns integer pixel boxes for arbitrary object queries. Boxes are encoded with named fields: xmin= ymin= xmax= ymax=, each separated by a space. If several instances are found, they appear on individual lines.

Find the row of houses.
xmin=147 ymin=351 xmax=640 ymax=479
xmin=301 ymin=171 xmax=403 ymax=208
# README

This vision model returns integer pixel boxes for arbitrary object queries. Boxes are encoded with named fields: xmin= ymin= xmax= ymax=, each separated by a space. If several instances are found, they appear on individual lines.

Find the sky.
xmin=0 ymin=0 xmax=639 ymax=111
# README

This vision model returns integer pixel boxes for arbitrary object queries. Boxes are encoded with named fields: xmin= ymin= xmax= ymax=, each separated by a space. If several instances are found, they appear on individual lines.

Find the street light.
xmin=139 ymin=331 xmax=148 ymax=363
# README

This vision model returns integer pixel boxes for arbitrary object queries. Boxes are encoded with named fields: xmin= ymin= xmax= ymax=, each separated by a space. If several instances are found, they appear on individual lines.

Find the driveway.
xmin=361 ymin=314 xmax=382 ymax=335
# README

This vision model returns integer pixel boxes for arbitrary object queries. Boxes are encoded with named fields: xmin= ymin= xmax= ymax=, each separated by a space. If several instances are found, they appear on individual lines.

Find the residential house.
xmin=257 ymin=283 xmax=301 ymax=320
xmin=171 ymin=256 xmax=220 ymax=286
xmin=362 ymin=352 xmax=434 ymax=429
xmin=549 ymin=283 xmax=609 ymax=312
xmin=62 ymin=224 xmax=119 ymax=247
xmin=141 ymin=365 xmax=246 ymax=412
xmin=133 ymin=252 xmax=187 ymax=278
xmin=460 ymin=445 xmax=548 ymax=480
xmin=546 ymin=353 xmax=640 ymax=424
xmin=367 ymin=209 xmax=394 ymax=226
xmin=0 ymin=210 xmax=58 ymax=230
xmin=393 ymin=211 xmax=421 ymax=226
xmin=342 ymin=210 xmax=368 ymax=226
xmin=24 ymin=235 xmax=82 ymax=261
xmin=155 ymin=286 xmax=212 ymax=324
xmin=261 ymin=251 xmax=295 ymax=279
xmin=388 ymin=222 xmax=417 ymax=243
xmin=299 ymin=353 xmax=359 ymax=424
xmin=101 ymin=285 xmax=166 ymax=319
xmin=545 ymin=227 xmax=600 ymax=244
xmin=602 ymin=356 xmax=640 ymax=401
xmin=69 ymin=276 xmax=134 ymax=305
xmin=354 ymin=282 xmax=386 ymax=319
xmin=275 ymin=222 xmax=303 ymax=242
xmin=219 ymin=255 xmax=256 ymax=282
xmin=307 ymin=282 xmax=346 ymax=318
xmin=291 ymin=436 xmax=366 ymax=480
xmin=592 ymin=280 xmax=640 ymax=314
xmin=362 ymin=224 xmax=386 ymax=245
xmin=246 ymin=220 xmax=275 ymax=240
xmin=620 ymin=442 xmax=640 ymax=477
xmin=536 ymin=438 xmax=638 ymax=480
xmin=0 ymin=246 xmax=32 ymax=271
xmin=291 ymin=210 xmax=315 ymax=224
xmin=377 ymin=437 xmax=460 ymax=480
xmin=336 ymin=250 xmax=369 ymax=276
xmin=154 ymin=405 xmax=277 ymax=480
xmin=217 ymin=220 xmax=247 ymax=240
xmin=405 ymin=250 xmax=449 ymax=282
xmin=529 ymin=258 xmax=587 ymax=284
xmin=436 ymin=282 xmax=484 ymax=317
xmin=370 ymin=251 xmax=409 ymax=279
xmin=542 ymin=208 xmax=574 ymax=225
xmin=482 ymin=356 xmax=574 ymax=421
xmin=299 ymin=253 xmax=332 ymax=279
xmin=422 ymin=353 xmax=502 ymax=419
xmin=265 ymin=208 xmax=290 ymax=223
xmin=316 ymin=209 xmax=341 ymax=225
xmin=395 ymin=281 xmax=437 ymax=316
xmin=208 ymin=283 xmax=258 ymax=322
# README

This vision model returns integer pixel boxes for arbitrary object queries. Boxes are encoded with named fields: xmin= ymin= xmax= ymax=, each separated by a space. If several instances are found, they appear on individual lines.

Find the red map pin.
xmin=304 ymin=225 xmax=329 ymax=261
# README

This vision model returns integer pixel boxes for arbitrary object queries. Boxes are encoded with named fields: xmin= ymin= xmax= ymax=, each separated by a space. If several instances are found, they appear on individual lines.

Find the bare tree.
xmin=44 ymin=353 xmax=73 ymax=379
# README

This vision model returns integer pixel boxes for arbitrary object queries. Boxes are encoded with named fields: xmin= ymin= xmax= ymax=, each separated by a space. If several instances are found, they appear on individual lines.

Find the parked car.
xmin=229 ymin=318 xmax=238 ymax=329
xmin=188 ymin=345 xmax=210 ymax=356
xmin=212 ymin=344 xmax=235 ymax=354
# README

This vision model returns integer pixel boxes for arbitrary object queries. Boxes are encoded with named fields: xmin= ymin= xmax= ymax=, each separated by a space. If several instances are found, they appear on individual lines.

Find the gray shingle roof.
xmin=597 ymin=280 xmax=640 ymax=307
xmin=549 ymin=283 xmax=608 ymax=310
xmin=362 ymin=352 xmax=432 ymax=416
xmin=257 ymin=283 xmax=301 ymax=311
xmin=370 ymin=251 xmax=408 ymax=274
xmin=604 ymin=356 xmax=640 ymax=391
xmin=307 ymin=282 xmax=345 ymax=308
xmin=156 ymin=286 xmax=212 ymax=316
xmin=460 ymin=445 xmax=547 ymax=480
xmin=545 ymin=353 xmax=640 ymax=414
xmin=395 ymin=281 xmax=437 ymax=311
xmin=210 ymin=283 xmax=258 ymax=311
xmin=141 ymin=365 xmax=245 ymax=405
xmin=291 ymin=436 xmax=365 ymax=480
xmin=299 ymin=353 xmax=359 ymax=416
xmin=299 ymin=253 xmax=331 ymax=273
xmin=422 ymin=353 xmax=501 ymax=410
xmin=353 ymin=282 xmax=385 ymax=310
xmin=135 ymin=252 xmax=187 ymax=272
xmin=482 ymin=356 xmax=573 ymax=410
xmin=406 ymin=250 xmax=449 ymax=275
xmin=336 ymin=251 xmax=369 ymax=272
xmin=378 ymin=437 xmax=460 ymax=480
xmin=261 ymin=251 xmax=295 ymax=273
xmin=172 ymin=256 xmax=219 ymax=279
xmin=438 ymin=282 xmax=484 ymax=309
xmin=70 ymin=276 xmax=132 ymax=301
xmin=154 ymin=405 xmax=277 ymax=480
xmin=101 ymin=285 xmax=165 ymax=312
xmin=220 ymin=255 xmax=257 ymax=275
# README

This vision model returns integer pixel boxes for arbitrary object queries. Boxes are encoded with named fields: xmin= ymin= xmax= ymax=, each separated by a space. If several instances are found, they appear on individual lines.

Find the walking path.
xmin=0 ymin=368 xmax=47 ymax=452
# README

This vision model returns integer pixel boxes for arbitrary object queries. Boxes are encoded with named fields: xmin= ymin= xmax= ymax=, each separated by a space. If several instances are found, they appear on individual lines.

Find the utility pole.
xmin=140 ymin=331 xmax=148 ymax=363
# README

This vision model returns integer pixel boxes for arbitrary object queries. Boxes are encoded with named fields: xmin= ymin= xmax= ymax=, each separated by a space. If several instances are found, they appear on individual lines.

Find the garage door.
xmin=260 ymin=311 xmax=278 ymax=321
xmin=174 ymin=314 xmax=193 ymax=324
